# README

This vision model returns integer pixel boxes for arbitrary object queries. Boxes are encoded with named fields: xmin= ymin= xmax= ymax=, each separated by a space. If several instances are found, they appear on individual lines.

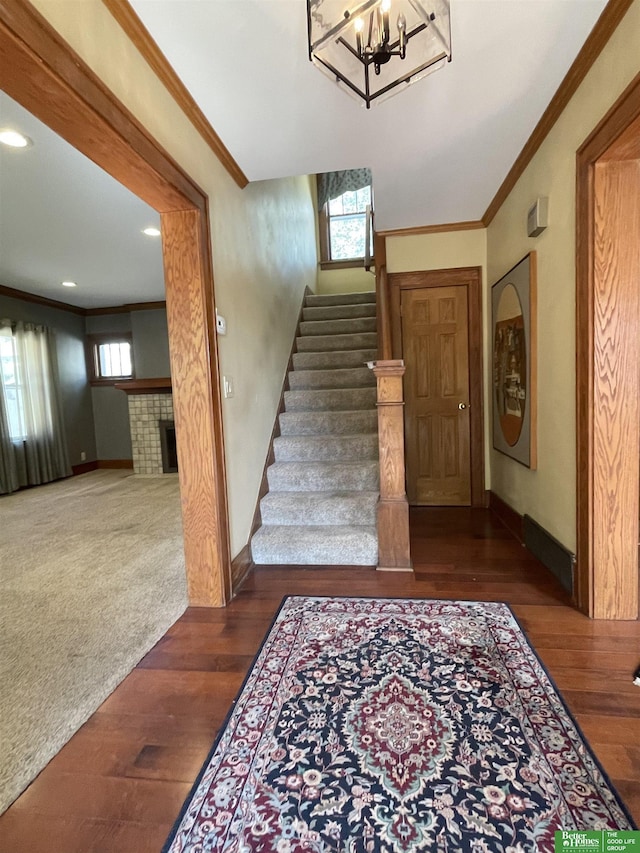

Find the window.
xmin=0 ymin=332 xmax=26 ymax=439
xmin=319 ymin=185 xmax=373 ymax=268
xmin=86 ymin=333 xmax=135 ymax=385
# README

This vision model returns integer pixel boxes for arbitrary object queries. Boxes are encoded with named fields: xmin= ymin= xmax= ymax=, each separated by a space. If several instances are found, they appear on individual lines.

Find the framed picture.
xmin=491 ymin=252 xmax=537 ymax=469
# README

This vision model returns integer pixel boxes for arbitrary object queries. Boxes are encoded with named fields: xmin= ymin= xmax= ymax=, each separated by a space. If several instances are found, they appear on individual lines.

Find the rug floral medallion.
xmin=164 ymin=597 xmax=634 ymax=853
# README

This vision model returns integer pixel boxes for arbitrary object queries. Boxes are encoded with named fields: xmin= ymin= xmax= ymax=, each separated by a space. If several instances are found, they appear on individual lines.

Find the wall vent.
xmin=523 ymin=514 xmax=574 ymax=593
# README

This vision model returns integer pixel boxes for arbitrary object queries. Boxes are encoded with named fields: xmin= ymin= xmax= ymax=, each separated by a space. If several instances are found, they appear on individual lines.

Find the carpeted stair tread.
xmin=292 ymin=348 xmax=377 ymax=371
xmin=279 ymin=409 xmax=378 ymax=436
xmin=302 ymin=304 xmax=376 ymax=321
xmin=251 ymin=289 xmax=380 ymax=569
xmin=260 ymin=491 xmax=379 ymax=525
xmin=288 ymin=367 xmax=374 ymax=390
xmin=267 ymin=460 xmax=379 ymax=492
xmin=251 ymin=524 xmax=378 ymax=566
xmin=284 ymin=387 xmax=376 ymax=412
xmin=299 ymin=317 xmax=377 ymax=337
xmin=304 ymin=291 xmax=376 ymax=307
xmin=274 ymin=433 xmax=378 ymax=462
xmin=296 ymin=332 xmax=377 ymax=352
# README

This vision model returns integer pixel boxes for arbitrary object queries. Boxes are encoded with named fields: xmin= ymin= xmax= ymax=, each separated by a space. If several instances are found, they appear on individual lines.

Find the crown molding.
xmin=0 ymin=284 xmax=167 ymax=317
xmin=482 ymin=0 xmax=634 ymax=226
xmin=378 ymin=220 xmax=485 ymax=238
xmin=101 ymin=0 xmax=248 ymax=190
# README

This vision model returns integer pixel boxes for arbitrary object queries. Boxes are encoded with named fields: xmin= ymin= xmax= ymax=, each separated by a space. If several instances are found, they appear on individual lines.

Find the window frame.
xmin=85 ymin=332 xmax=135 ymax=386
xmin=318 ymin=182 xmax=374 ymax=270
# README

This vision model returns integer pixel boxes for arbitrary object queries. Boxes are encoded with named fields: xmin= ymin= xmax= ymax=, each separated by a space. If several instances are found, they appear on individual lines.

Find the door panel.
xmin=402 ymin=285 xmax=471 ymax=505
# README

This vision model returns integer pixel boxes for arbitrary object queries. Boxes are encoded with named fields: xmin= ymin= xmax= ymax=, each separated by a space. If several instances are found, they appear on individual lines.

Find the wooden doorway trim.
xmin=576 ymin=70 xmax=640 ymax=620
xmin=0 ymin=0 xmax=232 ymax=606
xmin=388 ymin=267 xmax=485 ymax=507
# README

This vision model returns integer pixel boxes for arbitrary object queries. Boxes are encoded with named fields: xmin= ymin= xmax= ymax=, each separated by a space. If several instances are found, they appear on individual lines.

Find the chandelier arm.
xmin=369 ymin=50 xmax=448 ymax=102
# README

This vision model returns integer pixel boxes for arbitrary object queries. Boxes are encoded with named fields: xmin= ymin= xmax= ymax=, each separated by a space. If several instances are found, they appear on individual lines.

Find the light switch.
xmin=223 ymin=375 xmax=234 ymax=398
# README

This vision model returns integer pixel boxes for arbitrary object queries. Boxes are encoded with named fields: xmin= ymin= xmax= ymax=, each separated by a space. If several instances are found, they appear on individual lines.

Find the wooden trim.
xmin=576 ymin=71 xmax=640 ymax=620
xmin=85 ymin=301 xmax=167 ymax=316
xmin=97 ymin=459 xmax=134 ymax=469
xmin=101 ymin=0 xmax=248 ymax=190
xmin=72 ymin=460 xmax=99 ymax=475
xmin=230 ymin=542 xmax=253 ymax=592
xmin=319 ymin=259 xmax=367 ymax=271
xmin=0 ymin=283 xmax=85 ymax=316
xmin=378 ymin=220 xmax=484 ymax=238
xmin=0 ymin=0 xmax=231 ymax=606
xmin=483 ymin=0 xmax=635 ymax=225
xmin=388 ymin=267 xmax=485 ymax=508
xmin=488 ymin=491 xmax=525 ymax=545
xmin=114 ymin=377 xmax=171 ymax=394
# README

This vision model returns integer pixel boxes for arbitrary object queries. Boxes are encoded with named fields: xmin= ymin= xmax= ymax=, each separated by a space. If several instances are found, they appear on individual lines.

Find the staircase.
xmin=250 ymin=290 xmax=379 ymax=566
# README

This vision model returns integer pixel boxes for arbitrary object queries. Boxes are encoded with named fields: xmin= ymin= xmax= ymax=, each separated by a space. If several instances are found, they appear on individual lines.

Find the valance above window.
xmin=317 ymin=168 xmax=372 ymax=211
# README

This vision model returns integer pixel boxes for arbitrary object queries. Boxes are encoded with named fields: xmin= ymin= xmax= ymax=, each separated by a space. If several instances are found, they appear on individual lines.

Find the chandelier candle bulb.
xmin=355 ymin=17 xmax=363 ymax=55
xmin=382 ymin=0 xmax=390 ymax=42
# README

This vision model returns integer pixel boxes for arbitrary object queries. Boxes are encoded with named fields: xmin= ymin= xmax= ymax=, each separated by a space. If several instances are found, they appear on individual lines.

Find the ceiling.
xmin=130 ymin=0 xmax=607 ymax=231
xmin=0 ymin=92 xmax=164 ymax=310
xmin=0 ymin=1 xmax=609 ymax=308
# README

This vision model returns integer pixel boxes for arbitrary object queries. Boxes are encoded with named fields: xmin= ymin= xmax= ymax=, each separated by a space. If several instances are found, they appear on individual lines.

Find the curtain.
xmin=0 ymin=320 xmax=71 ymax=495
xmin=317 ymin=168 xmax=372 ymax=211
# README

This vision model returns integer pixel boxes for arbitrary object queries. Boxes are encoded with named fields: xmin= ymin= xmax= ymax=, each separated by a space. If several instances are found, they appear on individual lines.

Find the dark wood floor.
xmin=1 ymin=508 xmax=639 ymax=851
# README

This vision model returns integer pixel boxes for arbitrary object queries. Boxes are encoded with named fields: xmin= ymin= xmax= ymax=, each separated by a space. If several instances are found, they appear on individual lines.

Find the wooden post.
xmin=373 ymin=360 xmax=412 ymax=572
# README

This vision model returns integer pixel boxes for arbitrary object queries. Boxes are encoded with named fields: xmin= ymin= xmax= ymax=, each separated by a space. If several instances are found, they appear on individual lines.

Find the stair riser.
xmin=279 ymin=411 xmax=378 ymax=435
xmin=305 ymin=292 xmax=376 ymax=307
xmin=251 ymin=527 xmax=378 ymax=566
xmin=292 ymin=349 xmax=377 ymax=371
xmin=285 ymin=388 xmax=376 ymax=412
xmin=288 ymin=368 xmax=375 ymax=391
xmin=300 ymin=318 xmax=377 ymax=337
xmin=260 ymin=493 xmax=378 ymax=525
xmin=274 ymin=434 xmax=378 ymax=462
xmin=267 ymin=464 xmax=379 ymax=492
xmin=302 ymin=304 xmax=376 ymax=321
xmin=296 ymin=332 xmax=377 ymax=352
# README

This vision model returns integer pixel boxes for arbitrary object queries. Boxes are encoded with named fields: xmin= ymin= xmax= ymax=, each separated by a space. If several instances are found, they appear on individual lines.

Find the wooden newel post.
xmin=372 ymin=360 xmax=412 ymax=572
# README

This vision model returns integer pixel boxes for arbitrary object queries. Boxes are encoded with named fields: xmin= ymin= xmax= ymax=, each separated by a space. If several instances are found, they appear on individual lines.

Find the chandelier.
xmin=307 ymin=0 xmax=451 ymax=109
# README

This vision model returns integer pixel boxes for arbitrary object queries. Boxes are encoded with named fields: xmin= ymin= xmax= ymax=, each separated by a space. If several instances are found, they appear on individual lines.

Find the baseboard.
xmin=97 ymin=459 xmax=134 ymax=469
xmin=523 ymin=514 xmax=575 ymax=593
xmin=72 ymin=460 xmax=98 ymax=476
xmin=488 ymin=491 xmax=524 ymax=544
xmin=231 ymin=543 xmax=253 ymax=592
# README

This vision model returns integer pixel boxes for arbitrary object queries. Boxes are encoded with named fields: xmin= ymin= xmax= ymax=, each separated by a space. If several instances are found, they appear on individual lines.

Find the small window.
xmin=319 ymin=185 xmax=373 ymax=269
xmin=86 ymin=333 xmax=134 ymax=385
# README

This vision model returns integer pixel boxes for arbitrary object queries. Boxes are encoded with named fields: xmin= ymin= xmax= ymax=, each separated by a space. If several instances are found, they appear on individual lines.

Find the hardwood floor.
xmin=1 ymin=508 xmax=638 ymax=851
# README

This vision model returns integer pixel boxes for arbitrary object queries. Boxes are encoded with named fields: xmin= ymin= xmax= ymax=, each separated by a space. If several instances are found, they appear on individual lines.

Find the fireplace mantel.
xmin=114 ymin=377 xmax=172 ymax=395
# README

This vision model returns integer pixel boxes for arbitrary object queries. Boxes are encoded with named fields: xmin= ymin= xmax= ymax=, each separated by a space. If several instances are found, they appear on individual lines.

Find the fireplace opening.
xmin=159 ymin=420 xmax=178 ymax=473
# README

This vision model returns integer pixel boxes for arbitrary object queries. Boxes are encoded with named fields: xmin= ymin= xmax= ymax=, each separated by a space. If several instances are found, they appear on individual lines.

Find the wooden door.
xmin=402 ymin=285 xmax=471 ymax=505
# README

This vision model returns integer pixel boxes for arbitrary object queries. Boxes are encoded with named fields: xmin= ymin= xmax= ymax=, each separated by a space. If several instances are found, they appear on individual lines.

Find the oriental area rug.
xmin=164 ymin=597 xmax=635 ymax=852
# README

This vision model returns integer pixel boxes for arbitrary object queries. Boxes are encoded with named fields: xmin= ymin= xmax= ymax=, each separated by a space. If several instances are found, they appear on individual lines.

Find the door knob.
xmin=458 ymin=402 xmax=469 ymax=410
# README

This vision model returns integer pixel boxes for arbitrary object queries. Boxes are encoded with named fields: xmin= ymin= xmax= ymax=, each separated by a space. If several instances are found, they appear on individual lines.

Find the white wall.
xmin=31 ymin=0 xmax=319 ymax=558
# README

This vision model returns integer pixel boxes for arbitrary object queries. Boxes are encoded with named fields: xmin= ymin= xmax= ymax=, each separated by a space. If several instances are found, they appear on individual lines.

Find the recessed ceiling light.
xmin=61 ymin=281 xmax=77 ymax=288
xmin=143 ymin=227 xmax=161 ymax=237
xmin=0 ymin=129 xmax=33 ymax=149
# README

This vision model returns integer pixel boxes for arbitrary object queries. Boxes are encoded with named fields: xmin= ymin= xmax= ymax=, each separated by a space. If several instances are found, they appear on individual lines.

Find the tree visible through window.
xmin=326 ymin=185 xmax=372 ymax=261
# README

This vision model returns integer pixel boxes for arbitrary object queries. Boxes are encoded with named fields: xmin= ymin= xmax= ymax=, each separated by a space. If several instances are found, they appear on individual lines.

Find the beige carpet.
xmin=0 ymin=470 xmax=188 ymax=814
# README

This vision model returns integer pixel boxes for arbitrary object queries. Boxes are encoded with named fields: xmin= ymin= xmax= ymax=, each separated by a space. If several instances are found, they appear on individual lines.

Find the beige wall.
xmin=486 ymin=0 xmax=640 ymax=551
xmin=317 ymin=265 xmax=375 ymax=294
xmin=386 ymin=228 xmax=490 ymax=486
xmin=32 ymin=0 xmax=319 ymax=558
